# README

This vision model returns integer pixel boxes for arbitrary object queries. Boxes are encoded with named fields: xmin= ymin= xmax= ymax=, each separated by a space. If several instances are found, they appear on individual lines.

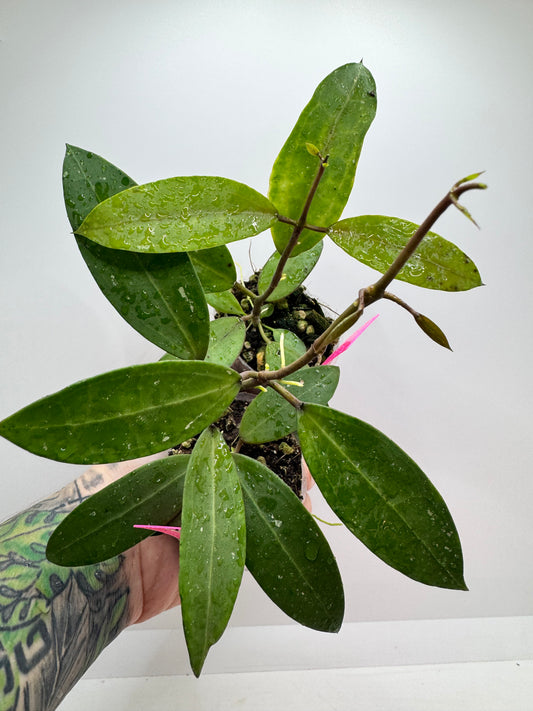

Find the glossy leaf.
xmin=205 ymin=290 xmax=245 ymax=315
xmin=414 ymin=313 xmax=452 ymax=350
xmin=257 ymin=241 xmax=323 ymax=301
xmin=47 ymin=456 xmax=189 ymax=566
xmin=76 ymin=176 xmax=277 ymax=253
xmin=298 ymin=404 xmax=467 ymax=590
xmin=205 ymin=317 xmax=246 ymax=367
xmin=329 ymin=215 xmax=483 ymax=291
xmin=239 ymin=365 xmax=339 ymax=443
xmin=62 ymin=144 xmax=137 ymax=232
xmin=269 ymin=62 xmax=377 ymax=256
xmin=265 ymin=329 xmax=307 ymax=370
xmin=0 ymin=361 xmax=240 ymax=464
xmin=180 ymin=427 xmax=246 ymax=677
xmin=63 ymin=145 xmax=210 ymax=358
xmin=234 ymin=454 xmax=344 ymax=632
xmin=76 ymin=241 xmax=210 ymax=359
xmin=189 ymin=246 xmax=236 ymax=293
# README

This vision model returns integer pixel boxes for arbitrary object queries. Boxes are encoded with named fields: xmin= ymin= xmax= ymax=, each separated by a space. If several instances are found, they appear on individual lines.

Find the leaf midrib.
xmin=305 ymin=409 xmax=463 ymax=586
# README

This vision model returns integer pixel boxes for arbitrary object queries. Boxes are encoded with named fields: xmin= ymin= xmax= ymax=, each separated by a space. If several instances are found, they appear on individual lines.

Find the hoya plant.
xmin=0 ymin=62 xmax=485 ymax=676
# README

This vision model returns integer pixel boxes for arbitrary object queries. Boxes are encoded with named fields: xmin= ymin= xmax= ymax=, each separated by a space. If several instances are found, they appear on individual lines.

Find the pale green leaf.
xmin=76 ymin=176 xmax=277 ymax=253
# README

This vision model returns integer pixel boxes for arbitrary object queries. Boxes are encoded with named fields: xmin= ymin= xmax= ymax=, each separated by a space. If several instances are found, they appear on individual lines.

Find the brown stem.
xmin=240 ymin=179 xmax=485 ymax=389
xmin=251 ymin=158 xmax=328 ymax=323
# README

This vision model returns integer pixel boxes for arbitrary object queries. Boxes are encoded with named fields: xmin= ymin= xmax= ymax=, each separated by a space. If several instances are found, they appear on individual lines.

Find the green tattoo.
xmin=0 ymin=471 xmax=131 ymax=711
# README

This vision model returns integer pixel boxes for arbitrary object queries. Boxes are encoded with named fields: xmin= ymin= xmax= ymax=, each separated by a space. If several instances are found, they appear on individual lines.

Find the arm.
xmin=0 ymin=460 xmax=180 ymax=711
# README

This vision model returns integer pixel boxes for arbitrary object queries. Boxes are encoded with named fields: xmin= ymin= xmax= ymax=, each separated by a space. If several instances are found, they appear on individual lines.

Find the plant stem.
xmin=240 ymin=179 xmax=485 ymax=389
xmin=251 ymin=157 xmax=328 ymax=323
xmin=276 ymin=214 xmax=328 ymax=234
xmin=269 ymin=380 xmax=303 ymax=409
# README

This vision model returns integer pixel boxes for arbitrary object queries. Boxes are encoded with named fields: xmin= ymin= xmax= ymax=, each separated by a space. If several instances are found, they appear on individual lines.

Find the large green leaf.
xmin=0 ymin=361 xmax=240 ymax=464
xmin=328 ymin=215 xmax=483 ymax=291
xmin=63 ymin=145 xmax=210 ymax=358
xmin=205 ymin=317 xmax=246 ymax=367
xmin=234 ymin=454 xmax=344 ymax=632
xmin=189 ymin=246 xmax=236 ymax=294
xmin=298 ymin=404 xmax=467 ymax=590
xmin=76 ymin=176 xmax=278 ymax=253
xmin=239 ymin=365 xmax=339 ymax=443
xmin=257 ymin=241 xmax=323 ymax=301
xmin=47 ymin=455 xmax=189 ymax=566
xmin=269 ymin=62 xmax=377 ymax=256
xmin=77 ymin=241 xmax=210 ymax=358
xmin=180 ymin=427 xmax=246 ymax=677
xmin=265 ymin=329 xmax=307 ymax=370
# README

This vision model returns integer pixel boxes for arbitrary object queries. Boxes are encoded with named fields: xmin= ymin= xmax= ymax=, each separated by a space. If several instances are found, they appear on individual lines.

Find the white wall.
xmin=1 ymin=0 xmax=532 ymax=636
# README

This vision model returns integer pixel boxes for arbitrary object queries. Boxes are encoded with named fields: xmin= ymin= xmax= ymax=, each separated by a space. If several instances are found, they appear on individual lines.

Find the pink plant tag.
xmin=134 ymin=524 xmax=181 ymax=540
xmin=322 ymin=314 xmax=379 ymax=365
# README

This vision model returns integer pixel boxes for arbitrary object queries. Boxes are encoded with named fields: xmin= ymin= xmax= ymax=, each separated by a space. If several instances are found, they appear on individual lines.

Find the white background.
xmin=1 ymin=0 xmax=532 ymax=666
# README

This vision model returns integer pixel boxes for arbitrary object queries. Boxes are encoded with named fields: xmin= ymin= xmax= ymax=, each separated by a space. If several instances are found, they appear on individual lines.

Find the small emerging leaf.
xmin=239 ymin=365 xmax=339 ymax=444
xmin=47 ymin=456 xmax=189 ymax=566
xmin=257 ymin=241 xmax=323 ymax=301
xmin=270 ymin=63 xmax=377 ymax=256
xmin=298 ymin=404 xmax=467 ymax=590
xmin=329 ymin=215 xmax=483 ymax=291
xmin=77 ymin=176 xmax=277 ymax=253
xmin=180 ymin=428 xmax=246 ymax=676
xmin=0 ymin=361 xmax=240 ymax=464
xmin=414 ymin=313 xmax=452 ymax=350
xmin=234 ymin=454 xmax=344 ymax=632
xmin=205 ymin=317 xmax=246 ymax=367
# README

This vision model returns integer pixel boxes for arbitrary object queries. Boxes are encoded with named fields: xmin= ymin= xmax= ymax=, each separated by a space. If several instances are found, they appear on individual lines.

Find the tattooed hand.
xmin=0 ymin=454 xmax=180 ymax=711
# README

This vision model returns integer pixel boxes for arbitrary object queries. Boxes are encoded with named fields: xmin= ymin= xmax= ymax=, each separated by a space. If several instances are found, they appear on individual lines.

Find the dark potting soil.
xmin=170 ymin=280 xmax=336 ymax=498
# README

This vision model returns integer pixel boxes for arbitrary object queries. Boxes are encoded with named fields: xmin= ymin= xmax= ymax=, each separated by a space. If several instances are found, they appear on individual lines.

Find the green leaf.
xmin=239 ymin=365 xmax=339 ymax=443
xmin=63 ymin=145 xmax=210 ymax=358
xmin=76 ymin=176 xmax=277 ymax=253
xmin=414 ymin=313 xmax=452 ymax=350
xmin=47 ymin=456 xmax=189 ymax=566
xmin=205 ymin=290 xmax=245 ymax=315
xmin=0 ymin=361 xmax=240 ymax=464
xmin=329 ymin=215 xmax=483 ymax=291
xmin=234 ymin=454 xmax=344 ymax=632
xmin=76 ymin=241 xmax=210 ymax=359
xmin=265 ymin=329 xmax=307 ymax=370
xmin=180 ymin=427 xmax=246 ymax=677
xmin=257 ymin=241 xmax=323 ymax=301
xmin=189 ymin=246 xmax=237 ymax=293
xmin=205 ymin=317 xmax=246 ymax=367
xmin=269 ymin=62 xmax=377 ymax=256
xmin=298 ymin=404 xmax=467 ymax=590
xmin=62 ymin=144 xmax=137 ymax=232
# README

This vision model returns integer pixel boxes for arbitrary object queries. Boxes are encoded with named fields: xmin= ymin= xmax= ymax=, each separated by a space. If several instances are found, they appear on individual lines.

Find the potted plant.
xmin=0 ymin=62 xmax=485 ymax=677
